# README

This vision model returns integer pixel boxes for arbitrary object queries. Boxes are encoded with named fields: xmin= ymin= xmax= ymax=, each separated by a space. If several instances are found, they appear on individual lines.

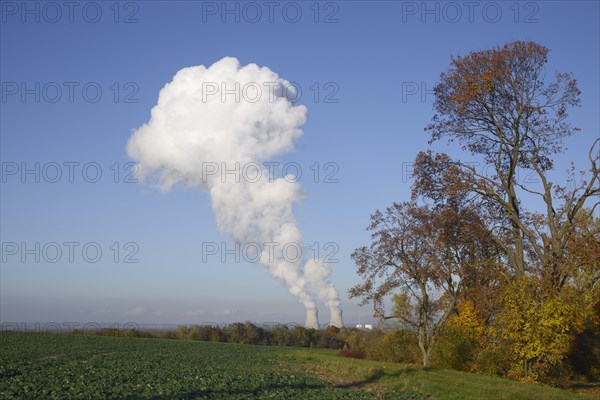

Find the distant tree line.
xmin=74 ymin=323 xmax=348 ymax=349
xmin=73 ymin=323 xmax=434 ymax=365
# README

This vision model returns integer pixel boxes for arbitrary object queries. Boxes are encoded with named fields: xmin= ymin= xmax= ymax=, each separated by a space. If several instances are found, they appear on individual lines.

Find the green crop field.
xmin=0 ymin=332 xmax=425 ymax=399
xmin=0 ymin=332 xmax=592 ymax=400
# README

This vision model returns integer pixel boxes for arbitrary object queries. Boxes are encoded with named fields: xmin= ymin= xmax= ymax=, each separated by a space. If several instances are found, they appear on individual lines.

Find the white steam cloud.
xmin=127 ymin=57 xmax=342 ymax=327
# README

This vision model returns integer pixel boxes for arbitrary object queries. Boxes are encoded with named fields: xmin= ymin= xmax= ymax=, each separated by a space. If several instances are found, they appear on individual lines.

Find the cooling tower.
xmin=305 ymin=308 xmax=319 ymax=329
xmin=328 ymin=308 xmax=344 ymax=328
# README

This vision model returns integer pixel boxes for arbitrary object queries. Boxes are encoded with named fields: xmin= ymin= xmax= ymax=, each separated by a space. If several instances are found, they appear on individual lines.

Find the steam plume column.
xmin=305 ymin=308 xmax=319 ymax=329
xmin=328 ymin=308 xmax=344 ymax=328
xmin=126 ymin=57 xmax=345 ymax=324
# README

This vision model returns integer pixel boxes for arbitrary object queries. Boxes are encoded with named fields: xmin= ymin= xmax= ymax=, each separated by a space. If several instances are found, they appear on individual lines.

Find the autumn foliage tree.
xmin=350 ymin=201 xmax=497 ymax=367
xmin=351 ymin=40 xmax=598 ymax=385
xmin=415 ymin=41 xmax=599 ymax=288
xmin=496 ymin=277 xmax=583 ymax=385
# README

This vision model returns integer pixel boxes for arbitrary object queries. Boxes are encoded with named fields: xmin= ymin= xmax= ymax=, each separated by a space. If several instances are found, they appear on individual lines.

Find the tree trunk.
xmin=422 ymin=346 xmax=432 ymax=368
xmin=513 ymin=227 xmax=525 ymax=278
xmin=417 ymin=325 xmax=432 ymax=368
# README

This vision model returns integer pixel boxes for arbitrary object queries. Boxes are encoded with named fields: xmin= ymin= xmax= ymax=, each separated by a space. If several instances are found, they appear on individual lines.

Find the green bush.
xmin=432 ymin=326 xmax=477 ymax=370
xmin=472 ymin=345 xmax=510 ymax=376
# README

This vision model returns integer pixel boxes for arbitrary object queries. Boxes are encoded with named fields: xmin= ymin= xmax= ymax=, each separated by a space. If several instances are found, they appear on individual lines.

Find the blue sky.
xmin=1 ymin=1 xmax=599 ymax=327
